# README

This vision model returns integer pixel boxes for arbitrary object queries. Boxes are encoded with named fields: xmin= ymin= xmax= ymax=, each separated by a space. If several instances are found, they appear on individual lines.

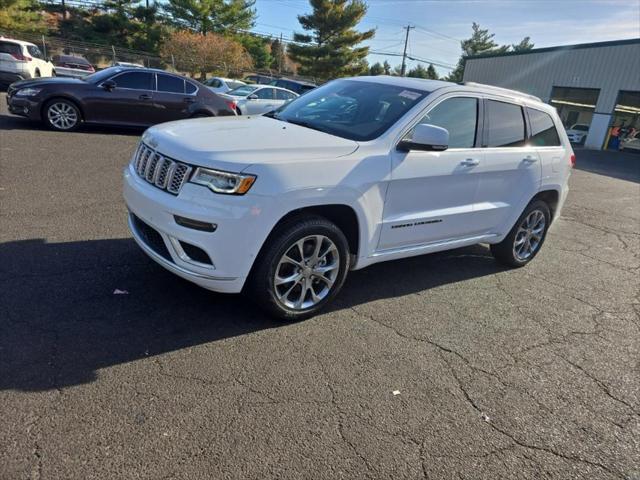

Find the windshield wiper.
xmin=284 ymin=118 xmax=330 ymax=134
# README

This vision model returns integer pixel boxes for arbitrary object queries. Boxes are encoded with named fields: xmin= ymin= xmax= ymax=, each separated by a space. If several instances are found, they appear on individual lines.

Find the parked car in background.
xmin=0 ymin=37 xmax=55 ymax=84
xmin=620 ymin=132 xmax=640 ymax=152
xmin=221 ymin=84 xmax=297 ymax=115
xmin=269 ymin=77 xmax=316 ymax=95
xmin=243 ymin=74 xmax=274 ymax=85
xmin=7 ymin=66 xmax=235 ymax=131
xmin=124 ymin=77 xmax=573 ymax=320
xmin=51 ymin=54 xmax=95 ymax=78
xmin=204 ymin=77 xmax=246 ymax=94
xmin=565 ymin=123 xmax=590 ymax=144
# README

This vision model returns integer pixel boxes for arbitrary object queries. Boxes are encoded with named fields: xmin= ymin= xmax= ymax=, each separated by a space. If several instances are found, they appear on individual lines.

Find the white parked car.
xmin=124 ymin=77 xmax=574 ymax=320
xmin=204 ymin=77 xmax=246 ymax=94
xmin=0 ymin=37 xmax=55 ymax=84
xmin=220 ymin=85 xmax=298 ymax=115
xmin=621 ymin=133 xmax=640 ymax=152
xmin=565 ymin=123 xmax=589 ymax=144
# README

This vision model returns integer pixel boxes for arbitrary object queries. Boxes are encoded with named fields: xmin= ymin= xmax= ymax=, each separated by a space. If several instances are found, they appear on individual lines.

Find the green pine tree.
xmin=383 ymin=60 xmax=391 ymax=75
xmin=237 ymin=34 xmax=272 ymax=69
xmin=426 ymin=63 xmax=438 ymax=80
xmin=407 ymin=63 xmax=428 ymax=78
xmin=287 ymin=0 xmax=375 ymax=81
xmin=369 ymin=61 xmax=384 ymax=75
xmin=512 ymin=36 xmax=534 ymax=52
xmin=164 ymin=0 xmax=256 ymax=35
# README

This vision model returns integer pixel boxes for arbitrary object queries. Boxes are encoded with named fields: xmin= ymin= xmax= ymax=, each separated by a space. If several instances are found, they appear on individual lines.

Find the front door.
xmin=470 ymin=98 xmax=541 ymax=235
xmin=378 ymin=96 xmax=484 ymax=251
xmin=87 ymin=71 xmax=156 ymax=126
xmin=246 ymin=87 xmax=278 ymax=115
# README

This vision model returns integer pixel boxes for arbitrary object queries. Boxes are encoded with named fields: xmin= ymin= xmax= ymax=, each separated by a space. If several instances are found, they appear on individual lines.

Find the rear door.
xmin=153 ymin=73 xmax=192 ymax=122
xmin=379 ymin=95 xmax=484 ymax=250
xmin=470 ymin=98 xmax=541 ymax=234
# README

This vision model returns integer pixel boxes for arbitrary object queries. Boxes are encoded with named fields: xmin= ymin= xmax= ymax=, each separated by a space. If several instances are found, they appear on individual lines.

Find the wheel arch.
xmin=531 ymin=189 xmax=560 ymax=221
xmin=41 ymin=95 xmax=85 ymax=122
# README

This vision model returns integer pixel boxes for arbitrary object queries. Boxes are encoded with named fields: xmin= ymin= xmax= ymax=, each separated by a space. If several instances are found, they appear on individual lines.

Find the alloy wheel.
xmin=273 ymin=235 xmax=340 ymax=310
xmin=513 ymin=209 xmax=546 ymax=261
xmin=47 ymin=102 xmax=78 ymax=130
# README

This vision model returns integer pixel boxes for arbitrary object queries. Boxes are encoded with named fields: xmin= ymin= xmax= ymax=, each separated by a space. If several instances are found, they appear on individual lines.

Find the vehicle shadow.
xmin=0 ymin=237 xmax=503 ymax=392
xmin=0 ymin=113 xmax=144 ymax=136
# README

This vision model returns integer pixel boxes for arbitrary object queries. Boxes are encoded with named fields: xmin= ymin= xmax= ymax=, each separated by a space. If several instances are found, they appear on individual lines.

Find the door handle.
xmin=523 ymin=155 xmax=538 ymax=163
xmin=183 ymin=97 xmax=196 ymax=103
xmin=139 ymin=94 xmax=152 ymax=100
xmin=461 ymin=158 xmax=480 ymax=167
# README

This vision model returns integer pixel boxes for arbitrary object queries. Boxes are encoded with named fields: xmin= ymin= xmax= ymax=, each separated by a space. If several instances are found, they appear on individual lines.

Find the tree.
xmin=270 ymin=38 xmax=284 ymax=71
xmin=512 ymin=36 xmax=534 ymax=52
xmin=287 ymin=0 xmax=375 ymax=81
xmin=161 ymin=30 xmax=252 ymax=79
xmin=426 ymin=63 xmax=438 ymax=80
xmin=407 ymin=63 xmax=428 ymax=78
xmin=237 ymin=34 xmax=272 ymax=69
xmin=383 ymin=60 xmax=391 ymax=75
xmin=0 ymin=0 xmax=48 ymax=33
xmin=164 ymin=0 xmax=256 ymax=35
xmin=369 ymin=61 xmax=384 ymax=75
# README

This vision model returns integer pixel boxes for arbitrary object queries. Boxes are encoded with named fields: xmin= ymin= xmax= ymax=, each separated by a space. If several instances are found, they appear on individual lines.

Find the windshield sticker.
xmin=398 ymin=90 xmax=422 ymax=101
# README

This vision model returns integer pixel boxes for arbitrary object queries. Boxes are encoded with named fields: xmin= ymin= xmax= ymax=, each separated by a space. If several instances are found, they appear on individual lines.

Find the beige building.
xmin=463 ymin=38 xmax=640 ymax=150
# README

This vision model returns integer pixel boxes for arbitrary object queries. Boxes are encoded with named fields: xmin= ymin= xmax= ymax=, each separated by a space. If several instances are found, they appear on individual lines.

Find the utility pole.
xmin=400 ymin=24 xmax=414 ymax=77
xmin=279 ymin=32 xmax=283 ymax=74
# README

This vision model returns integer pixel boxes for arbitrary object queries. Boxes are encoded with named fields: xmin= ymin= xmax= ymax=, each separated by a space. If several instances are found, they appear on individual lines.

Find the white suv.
xmin=0 ymin=37 xmax=55 ymax=84
xmin=124 ymin=77 xmax=574 ymax=320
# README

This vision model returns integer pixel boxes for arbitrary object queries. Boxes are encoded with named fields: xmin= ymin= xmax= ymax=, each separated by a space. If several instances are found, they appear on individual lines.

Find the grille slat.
xmin=132 ymin=143 xmax=191 ymax=195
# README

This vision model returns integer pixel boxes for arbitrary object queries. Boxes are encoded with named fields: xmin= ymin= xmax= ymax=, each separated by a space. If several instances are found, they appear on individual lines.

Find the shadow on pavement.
xmin=0 ymin=237 xmax=503 ymax=392
xmin=574 ymin=148 xmax=640 ymax=183
xmin=0 ymin=113 xmax=144 ymax=136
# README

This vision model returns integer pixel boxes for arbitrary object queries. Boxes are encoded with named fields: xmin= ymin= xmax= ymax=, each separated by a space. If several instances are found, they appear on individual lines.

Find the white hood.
xmin=144 ymin=116 xmax=359 ymax=172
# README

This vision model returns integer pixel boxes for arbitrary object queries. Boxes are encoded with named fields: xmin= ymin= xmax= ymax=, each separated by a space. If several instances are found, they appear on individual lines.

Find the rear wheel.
xmin=43 ymin=99 xmax=81 ymax=131
xmin=490 ymin=200 xmax=551 ymax=267
xmin=247 ymin=216 xmax=350 ymax=321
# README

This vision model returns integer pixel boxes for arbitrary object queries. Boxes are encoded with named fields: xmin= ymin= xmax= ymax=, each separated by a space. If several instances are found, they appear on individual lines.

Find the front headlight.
xmin=190 ymin=167 xmax=256 ymax=195
xmin=15 ymin=88 xmax=42 ymax=97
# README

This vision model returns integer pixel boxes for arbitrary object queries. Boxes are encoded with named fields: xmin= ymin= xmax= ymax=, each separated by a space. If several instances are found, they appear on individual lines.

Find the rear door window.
xmin=157 ymin=73 xmax=185 ymax=94
xmin=112 ymin=72 xmax=153 ymax=90
xmin=528 ymin=108 xmax=561 ymax=147
xmin=275 ymin=89 xmax=296 ymax=100
xmin=486 ymin=100 xmax=526 ymax=147
xmin=185 ymin=81 xmax=197 ymax=94
xmin=26 ymin=45 xmax=44 ymax=59
xmin=255 ymin=88 xmax=275 ymax=100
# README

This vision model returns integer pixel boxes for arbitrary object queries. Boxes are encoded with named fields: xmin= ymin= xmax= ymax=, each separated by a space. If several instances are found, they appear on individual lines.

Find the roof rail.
xmin=462 ymin=82 xmax=542 ymax=102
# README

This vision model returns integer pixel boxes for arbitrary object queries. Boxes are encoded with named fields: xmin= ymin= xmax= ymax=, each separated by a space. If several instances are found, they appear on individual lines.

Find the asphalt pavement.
xmin=1 ymin=95 xmax=639 ymax=480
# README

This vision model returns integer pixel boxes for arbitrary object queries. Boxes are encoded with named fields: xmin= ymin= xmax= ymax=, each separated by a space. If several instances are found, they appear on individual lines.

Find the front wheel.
xmin=247 ymin=216 xmax=350 ymax=321
xmin=490 ymin=200 xmax=551 ymax=267
xmin=43 ymin=99 xmax=81 ymax=131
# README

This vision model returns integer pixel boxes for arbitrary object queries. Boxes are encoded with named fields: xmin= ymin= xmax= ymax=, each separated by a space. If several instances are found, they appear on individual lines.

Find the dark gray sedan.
xmin=6 ymin=66 xmax=236 ymax=131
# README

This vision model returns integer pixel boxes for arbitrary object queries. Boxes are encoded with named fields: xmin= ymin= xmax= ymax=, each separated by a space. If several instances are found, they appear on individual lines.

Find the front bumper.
xmin=123 ymin=163 xmax=275 ymax=294
xmin=6 ymin=93 xmax=41 ymax=120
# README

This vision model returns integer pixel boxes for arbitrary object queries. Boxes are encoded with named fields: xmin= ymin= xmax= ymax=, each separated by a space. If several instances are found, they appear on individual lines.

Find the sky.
xmin=251 ymin=0 xmax=640 ymax=76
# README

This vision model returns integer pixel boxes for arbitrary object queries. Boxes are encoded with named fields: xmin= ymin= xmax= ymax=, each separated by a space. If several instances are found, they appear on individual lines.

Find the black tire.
xmin=43 ymin=98 xmax=81 ymax=132
xmin=235 ymin=107 xmax=242 ymax=115
xmin=490 ymin=199 xmax=551 ymax=268
xmin=247 ymin=215 xmax=350 ymax=321
xmin=34 ymin=69 xmax=41 ymax=78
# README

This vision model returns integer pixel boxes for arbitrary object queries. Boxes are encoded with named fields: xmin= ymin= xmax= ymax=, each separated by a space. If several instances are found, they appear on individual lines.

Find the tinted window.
xmin=0 ymin=41 xmax=21 ymax=56
xmin=27 ymin=46 xmax=44 ymax=59
xmin=54 ymin=55 xmax=90 ymax=65
xmin=416 ymin=97 xmax=477 ymax=148
xmin=226 ymin=80 xmax=245 ymax=90
xmin=230 ymin=85 xmax=259 ymax=97
xmin=255 ymin=88 xmax=274 ymax=100
xmin=157 ymin=74 xmax=185 ymax=93
xmin=206 ymin=78 xmax=221 ymax=88
xmin=112 ymin=72 xmax=152 ymax=90
xmin=275 ymin=89 xmax=295 ymax=100
xmin=271 ymin=79 xmax=428 ymax=142
xmin=185 ymin=81 xmax=197 ymax=94
xmin=528 ymin=108 xmax=561 ymax=147
xmin=486 ymin=100 xmax=526 ymax=147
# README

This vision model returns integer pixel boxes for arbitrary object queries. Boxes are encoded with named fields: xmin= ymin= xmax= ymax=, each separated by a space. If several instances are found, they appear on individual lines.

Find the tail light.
xmin=570 ymin=153 xmax=576 ymax=168
xmin=10 ymin=52 xmax=31 ymax=62
xmin=225 ymin=99 xmax=237 ymax=112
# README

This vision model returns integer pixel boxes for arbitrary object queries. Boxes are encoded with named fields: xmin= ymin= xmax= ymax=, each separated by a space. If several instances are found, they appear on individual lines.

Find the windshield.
xmin=268 ymin=79 xmax=429 ymax=141
xmin=228 ymin=85 xmax=259 ymax=97
xmin=83 ymin=67 xmax=124 ymax=84
xmin=571 ymin=125 xmax=589 ymax=131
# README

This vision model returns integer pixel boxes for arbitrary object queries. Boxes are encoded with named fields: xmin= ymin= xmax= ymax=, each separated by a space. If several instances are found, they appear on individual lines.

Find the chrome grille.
xmin=133 ymin=143 xmax=192 ymax=195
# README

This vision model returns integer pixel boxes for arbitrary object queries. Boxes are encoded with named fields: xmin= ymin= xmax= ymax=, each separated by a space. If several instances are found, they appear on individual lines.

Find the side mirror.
xmin=397 ymin=123 xmax=449 ymax=152
xmin=247 ymin=94 xmax=258 ymax=100
xmin=102 ymin=80 xmax=116 ymax=91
